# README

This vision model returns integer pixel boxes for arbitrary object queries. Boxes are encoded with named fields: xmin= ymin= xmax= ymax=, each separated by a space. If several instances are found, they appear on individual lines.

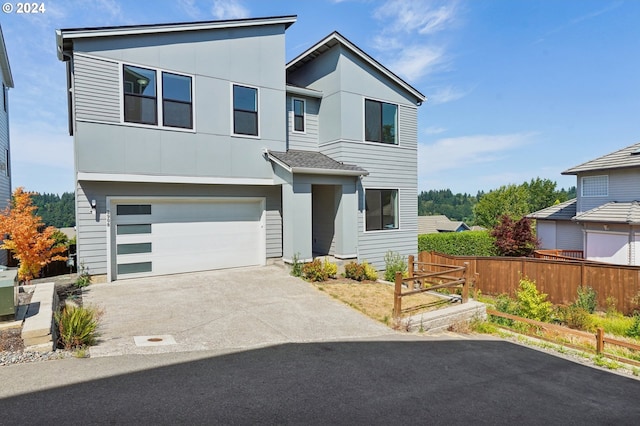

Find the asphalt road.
xmin=2 ymin=338 xmax=639 ymax=425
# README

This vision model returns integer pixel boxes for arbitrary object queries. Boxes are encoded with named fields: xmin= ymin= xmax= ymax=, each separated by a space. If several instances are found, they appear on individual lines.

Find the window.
xmin=123 ymin=65 xmax=157 ymax=125
xmin=233 ymin=85 xmax=258 ymax=136
xmin=365 ymin=189 xmax=398 ymax=231
xmin=293 ymin=98 xmax=305 ymax=132
xmin=116 ymin=204 xmax=152 ymax=215
xmin=162 ymin=72 xmax=192 ymax=129
xmin=365 ymin=99 xmax=397 ymax=144
xmin=582 ymin=175 xmax=608 ymax=197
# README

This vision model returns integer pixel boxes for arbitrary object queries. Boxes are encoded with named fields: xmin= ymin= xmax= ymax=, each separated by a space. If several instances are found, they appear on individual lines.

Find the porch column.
xmin=282 ymin=182 xmax=313 ymax=262
xmin=334 ymin=183 xmax=358 ymax=259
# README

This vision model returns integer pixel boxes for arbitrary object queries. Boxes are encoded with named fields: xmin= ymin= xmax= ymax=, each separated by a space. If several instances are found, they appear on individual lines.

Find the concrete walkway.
xmin=83 ymin=265 xmax=396 ymax=357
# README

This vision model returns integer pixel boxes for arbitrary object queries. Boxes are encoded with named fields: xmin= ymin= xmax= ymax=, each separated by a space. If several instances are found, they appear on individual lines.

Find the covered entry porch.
xmin=267 ymin=150 xmax=368 ymax=263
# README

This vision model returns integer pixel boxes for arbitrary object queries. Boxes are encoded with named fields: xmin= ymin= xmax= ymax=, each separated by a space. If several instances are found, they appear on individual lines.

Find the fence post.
xmin=408 ymin=255 xmax=414 ymax=278
xmin=393 ymin=271 xmax=402 ymax=318
xmin=596 ymin=327 xmax=604 ymax=354
xmin=462 ymin=262 xmax=469 ymax=303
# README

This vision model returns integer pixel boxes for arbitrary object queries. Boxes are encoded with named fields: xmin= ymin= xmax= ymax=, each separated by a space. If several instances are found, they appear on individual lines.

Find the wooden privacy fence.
xmin=420 ymin=252 xmax=640 ymax=315
xmin=393 ymin=255 xmax=469 ymax=318
xmin=534 ymin=249 xmax=584 ymax=261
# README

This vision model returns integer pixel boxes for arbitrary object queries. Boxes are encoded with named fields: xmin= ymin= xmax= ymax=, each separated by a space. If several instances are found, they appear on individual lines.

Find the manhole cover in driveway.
xmin=133 ymin=335 xmax=177 ymax=347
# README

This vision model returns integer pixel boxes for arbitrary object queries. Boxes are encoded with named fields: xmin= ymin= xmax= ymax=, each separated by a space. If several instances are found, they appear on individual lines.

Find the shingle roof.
xmin=267 ymin=150 xmax=368 ymax=176
xmin=573 ymin=201 xmax=640 ymax=224
xmin=527 ymin=198 xmax=577 ymax=221
xmin=418 ymin=215 xmax=470 ymax=234
xmin=563 ymin=142 xmax=640 ymax=175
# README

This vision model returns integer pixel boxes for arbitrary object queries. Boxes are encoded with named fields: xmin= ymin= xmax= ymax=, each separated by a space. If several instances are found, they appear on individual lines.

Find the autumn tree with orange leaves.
xmin=0 ymin=187 xmax=67 ymax=282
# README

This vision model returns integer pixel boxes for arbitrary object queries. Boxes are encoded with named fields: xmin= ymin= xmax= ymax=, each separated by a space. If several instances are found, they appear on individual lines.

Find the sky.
xmin=1 ymin=0 xmax=639 ymax=196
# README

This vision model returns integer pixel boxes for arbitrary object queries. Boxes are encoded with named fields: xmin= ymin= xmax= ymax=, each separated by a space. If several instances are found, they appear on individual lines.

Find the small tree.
xmin=0 ymin=187 xmax=67 ymax=282
xmin=491 ymin=214 xmax=539 ymax=257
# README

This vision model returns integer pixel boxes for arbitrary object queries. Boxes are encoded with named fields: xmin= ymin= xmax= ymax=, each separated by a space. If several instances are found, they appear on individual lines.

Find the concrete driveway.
xmin=84 ymin=265 xmax=396 ymax=357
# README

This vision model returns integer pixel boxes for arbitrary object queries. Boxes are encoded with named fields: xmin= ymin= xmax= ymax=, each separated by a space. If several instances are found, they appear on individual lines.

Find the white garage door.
xmin=585 ymin=231 xmax=628 ymax=265
xmin=111 ymin=198 xmax=265 ymax=280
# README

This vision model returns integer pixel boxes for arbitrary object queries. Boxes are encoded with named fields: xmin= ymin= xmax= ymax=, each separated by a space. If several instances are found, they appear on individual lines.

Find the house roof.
xmin=56 ymin=15 xmax=297 ymax=60
xmin=286 ymin=31 xmax=425 ymax=104
xmin=573 ymin=201 xmax=640 ymax=225
xmin=267 ymin=150 xmax=368 ymax=176
xmin=418 ymin=215 xmax=470 ymax=234
xmin=562 ymin=142 xmax=640 ymax=175
xmin=0 ymin=25 xmax=14 ymax=88
xmin=527 ymin=198 xmax=577 ymax=221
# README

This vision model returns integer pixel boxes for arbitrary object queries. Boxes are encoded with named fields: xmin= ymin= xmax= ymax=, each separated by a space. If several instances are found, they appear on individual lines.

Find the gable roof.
xmin=267 ymin=150 xmax=368 ymax=176
xmin=527 ymin=198 xmax=577 ymax=221
xmin=418 ymin=215 xmax=470 ymax=234
xmin=0 ymin=25 xmax=13 ymax=88
xmin=286 ymin=31 xmax=425 ymax=104
xmin=56 ymin=15 xmax=297 ymax=60
xmin=563 ymin=142 xmax=640 ymax=175
xmin=573 ymin=201 xmax=640 ymax=225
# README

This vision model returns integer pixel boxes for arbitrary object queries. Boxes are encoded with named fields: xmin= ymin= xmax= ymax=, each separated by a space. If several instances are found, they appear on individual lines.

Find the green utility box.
xmin=0 ymin=268 xmax=18 ymax=319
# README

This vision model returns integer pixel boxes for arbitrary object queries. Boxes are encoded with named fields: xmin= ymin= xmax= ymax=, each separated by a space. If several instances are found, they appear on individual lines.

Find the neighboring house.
xmin=418 ymin=215 xmax=470 ymax=234
xmin=56 ymin=16 xmax=425 ymax=281
xmin=0 ymin=25 xmax=13 ymax=266
xmin=528 ymin=142 xmax=640 ymax=265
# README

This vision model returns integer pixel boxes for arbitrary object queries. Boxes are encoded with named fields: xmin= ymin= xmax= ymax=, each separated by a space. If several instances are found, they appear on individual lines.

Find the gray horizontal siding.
xmin=74 ymin=54 xmax=120 ymax=123
xmin=76 ymin=181 xmax=282 ymax=276
xmin=398 ymin=105 xmax=417 ymax=150
xmin=577 ymin=169 xmax=640 ymax=214
xmin=0 ymin=92 xmax=8 ymax=266
xmin=556 ymin=222 xmax=583 ymax=251
xmin=287 ymin=96 xmax=319 ymax=151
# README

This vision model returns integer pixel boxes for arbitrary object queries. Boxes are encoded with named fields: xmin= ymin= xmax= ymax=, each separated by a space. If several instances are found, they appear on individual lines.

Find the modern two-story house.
xmin=529 ymin=142 xmax=640 ymax=265
xmin=56 ymin=16 xmax=424 ymax=281
xmin=0 ymin=25 xmax=13 ymax=267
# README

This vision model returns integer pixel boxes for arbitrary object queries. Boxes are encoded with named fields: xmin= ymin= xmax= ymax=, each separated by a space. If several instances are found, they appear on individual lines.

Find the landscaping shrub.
xmin=302 ymin=259 xmax=328 ymax=282
xmin=290 ymin=253 xmax=303 ymax=278
xmin=515 ymin=278 xmax=552 ymax=322
xmin=418 ymin=231 xmax=497 ymax=256
xmin=384 ymin=251 xmax=407 ymax=282
xmin=491 ymin=215 xmax=539 ymax=257
xmin=573 ymin=285 xmax=597 ymax=314
xmin=555 ymin=305 xmax=595 ymax=332
xmin=625 ymin=313 xmax=640 ymax=339
xmin=323 ymin=258 xmax=338 ymax=279
xmin=362 ymin=262 xmax=378 ymax=281
xmin=344 ymin=261 xmax=366 ymax=281
xmin=56 ymin=305 xmax=102 ymax=350
xmin=492 ymin=293 xmax=517 ymax=326
xmin=74 ymin=262 xmax=91 ymax=288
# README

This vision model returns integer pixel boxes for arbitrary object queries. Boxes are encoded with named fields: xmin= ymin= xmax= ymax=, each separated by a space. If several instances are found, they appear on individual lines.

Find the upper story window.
xmin=365 ymin=99 xmax=397 ymax=144
xmin=582 ymin=175 xmax=608 ymax=197
xmin=365 ymin=189 xmax=399 ymax=231
xmin=233 ymin=84 xmax=258 ymax=136
xmin=293 ymin=98 xmax=305 ymax=132
xmin=162 ymin=72 xmax=192 ymax=129
xmin=123 ymin=65 xmax=157 ymax=125
xmin=123 ymin=64 xmax=193 ymax=130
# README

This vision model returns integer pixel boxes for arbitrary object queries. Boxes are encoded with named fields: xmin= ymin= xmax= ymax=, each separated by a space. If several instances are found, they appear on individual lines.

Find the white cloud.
xmin=211 ymin=0 xmax=249 ymax=20
xmin=428 ymin=85 xmax=469 ymax=104
xmin=424 ymin=126 xmax=447 ymax=135
xmin=178 ymin=0 xmax=204 ymax=20
xmin=419 ymin=132 xmax=536 ymax=175
xmin=374 ymin=0 xmax=458 ymax=35
xmin=386 ymin=45 xmax=446 ymax=81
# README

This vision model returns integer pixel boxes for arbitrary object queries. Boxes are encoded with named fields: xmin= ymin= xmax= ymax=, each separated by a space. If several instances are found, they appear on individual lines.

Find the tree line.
xmin=419 ymin=178 xmax=576 ymax=228
xmin=31 ymin=192 xmax=75 ymax=228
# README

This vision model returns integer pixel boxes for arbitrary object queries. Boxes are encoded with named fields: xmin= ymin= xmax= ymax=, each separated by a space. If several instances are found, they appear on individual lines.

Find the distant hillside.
xmin=31 ymin=192 xmax=75 ymax=228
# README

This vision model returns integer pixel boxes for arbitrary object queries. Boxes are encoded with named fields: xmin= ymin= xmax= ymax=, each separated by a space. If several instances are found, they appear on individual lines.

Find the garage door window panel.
xmin=118 ymin=262 xmax=152 ymax=275
xmin=117 ymin=242 xmax=152 ymax=255
xmin=117 ymin=224 xmax=152 ymax=235
xmin=117 ymin=204 xmax=151 ymax=215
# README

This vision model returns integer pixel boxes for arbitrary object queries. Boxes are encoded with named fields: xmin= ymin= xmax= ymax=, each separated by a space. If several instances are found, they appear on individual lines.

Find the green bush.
xmin=74 ymin=262 xmax=91 ymax=288
xmin=574 ymin=285 xmax=597 ymax=314
xmin=418 ymin=231 xmax=497 ymax=256
xmin=625 ymin=313 xmax=640 ymax=338
xmin=384 ymin=251 xmax=407 ymax=282
xmin=344 ymin=261 xmax=366 ymax=281
xmin=362 ymin=262 xmax=378 ymax=281
xmin=555 ymin=305 xmax=595 ymax=332
xmin=492 ymin=293 xmax=517 ymax=326
xmin=302 ymin=259 xmax=328 ymax=282
xmin=55 ymin=305 xmax=102 ymax=350
xmin=516 ymin=278 xmax=552 ymax=322
xmin=291 ymin=253 xmax=303 ymax=278
xmin=323 ymin=259 xmax=338 ymax=279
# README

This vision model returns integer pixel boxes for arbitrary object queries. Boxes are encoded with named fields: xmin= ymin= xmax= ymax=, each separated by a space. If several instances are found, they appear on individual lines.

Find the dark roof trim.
xmin=56 ymin=15 xmax=297 ymax=60
xmin=286 ymin=31 xmax=425 ymax=103
xmin=266 ymin=150 xmax=368 ymax=177
xmin=0 ymin=25 xmax=13 ymax=88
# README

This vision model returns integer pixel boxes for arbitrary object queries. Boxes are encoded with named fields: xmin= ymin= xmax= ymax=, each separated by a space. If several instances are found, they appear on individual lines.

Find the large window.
xmin=365 ymin=99 xmax=397 ymax=144
xmin=123 ymin=65 xmax=157 ymax=125
xmin=162 ymin=72 xmax=192 ymax=129
xmin=582 ymin=175 xmax=608 ymax=197
xmin=293 ymin=98 xmax=305 ymax=132
xmin=366 ymin=189 xmax=398 ymax=231
xmin=233 ymin=84 xmax=258 ymax=136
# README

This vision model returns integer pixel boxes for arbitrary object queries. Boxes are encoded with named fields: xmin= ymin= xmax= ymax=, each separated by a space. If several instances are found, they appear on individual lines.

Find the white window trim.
xmin=362 ymin=96 xmax=399 ymax=146
xmin=581 ymin=175 xmax=608 ymax=197
xmin=291 ymin=97 xmax=306 ymax=134
xmin=230 ymin=82 xmax=261 ymax=139
xmin=363 ymin=187 xmax=400 ymax=233
xmin=119 ymin=62 xmax=196 ymax=132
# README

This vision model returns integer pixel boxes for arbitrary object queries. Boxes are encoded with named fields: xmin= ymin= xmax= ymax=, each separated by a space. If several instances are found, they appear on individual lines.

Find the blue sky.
xmin=1 ymin=0 xmax=639 ymax=195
